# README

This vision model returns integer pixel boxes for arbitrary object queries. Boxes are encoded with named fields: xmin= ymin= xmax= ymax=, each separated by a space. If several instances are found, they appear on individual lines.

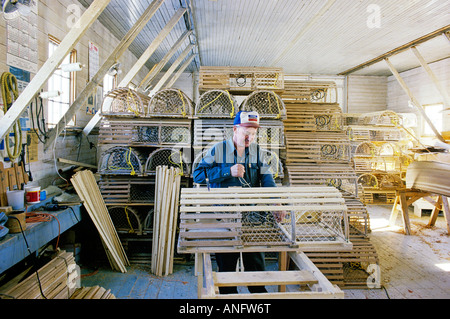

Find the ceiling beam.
xmin=0 ymin=0 xmax=111 ymax=143
xmin=384 ymin=57 xmax=445 ymax=143
xmin=118 ymin=7 xmax=187 ymax=88
xmin=338 ymin=25 xmax=450 ymax=76
xmin=411 ymin=46 xmax=450 ymax=110
xmin=139 ymin=30 xmax=192 ymax=91
xmin=164 ymin=53 xmax=196 ymax=89
xmin=150 ymin=44 xmax=194 ymax=95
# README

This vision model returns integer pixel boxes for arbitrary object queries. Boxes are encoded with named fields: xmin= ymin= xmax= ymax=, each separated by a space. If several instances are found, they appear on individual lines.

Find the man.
xmin=193 ymin=110 xmax=282 ymax=294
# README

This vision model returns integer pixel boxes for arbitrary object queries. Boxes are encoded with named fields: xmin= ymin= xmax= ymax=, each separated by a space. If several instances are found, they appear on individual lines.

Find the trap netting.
xmin=101 ymin=87 xmax=150 ymax=117
xmin=178 ymin=186 xmax=350 ymax=253
xmin=240 ymin=90 xmax=286 ymax=119
xmin=144 ymin=148 xmax=190 ymax=176
xmin=108 ymin=206 xmax=143 ymax=235
xmin=98 ymin=146 xmax=146 ymax=175
xmin=148 ymin=89 xmax=194 ymax=118
xmin=195 ymin=90 xmax=238 ymax=118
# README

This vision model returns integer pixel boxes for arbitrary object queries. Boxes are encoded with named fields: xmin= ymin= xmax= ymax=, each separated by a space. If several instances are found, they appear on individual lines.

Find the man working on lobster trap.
xmin=193 ymin=110 xmax=285 ymax=294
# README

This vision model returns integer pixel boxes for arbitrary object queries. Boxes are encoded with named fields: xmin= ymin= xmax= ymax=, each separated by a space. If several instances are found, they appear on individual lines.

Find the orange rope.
xmin=26 ymin=211 xmax=61 ymax=250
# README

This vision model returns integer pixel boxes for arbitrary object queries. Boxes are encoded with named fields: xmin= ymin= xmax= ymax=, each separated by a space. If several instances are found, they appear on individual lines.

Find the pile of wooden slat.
xmin=71 ymin=170 xmax=129 ymax=273
xmin=151 ymin=166 xmax=182 ymax=276
xmin=279 ymin=81 xmax=338 ymax=104
xmin=70 ymin=286 xmax=116 ymax=299
xmin=0 ymin=250 xmax=115 ymax=299
xmin=406 ymin=161 xmax=450 ymax=197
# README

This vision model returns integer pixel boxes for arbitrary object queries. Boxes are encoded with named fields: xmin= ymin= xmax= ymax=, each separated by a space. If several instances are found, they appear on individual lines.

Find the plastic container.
xmin=6 ymin=190 xmax=25 ymax=210
xmin=25 ymin=186 xmax=41 ymax=204
xmin=40 ymin=189 xmax=47 ymax=201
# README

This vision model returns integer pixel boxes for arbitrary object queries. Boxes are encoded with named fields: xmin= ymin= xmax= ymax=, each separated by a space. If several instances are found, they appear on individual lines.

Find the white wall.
xmin=347 ymin=75 xmax=388 ymax=113
xmin=0 ymin=0 xmax=150 ymax=188
xmin=387 ymin=58 xmax=450 ymax=134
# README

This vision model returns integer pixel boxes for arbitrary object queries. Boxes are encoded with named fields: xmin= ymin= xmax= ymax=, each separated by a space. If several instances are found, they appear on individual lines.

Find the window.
xmin=103 ymin=73 xmax=116 ymax=97
xmin=422 ymin=103 xmax=443 ymax=136
xmin=47 ymin=36 xmax=76 ymax=127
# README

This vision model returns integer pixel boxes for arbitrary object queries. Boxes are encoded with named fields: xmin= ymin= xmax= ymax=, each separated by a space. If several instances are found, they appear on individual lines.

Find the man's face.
xmin=233 ymin=125 xmax=258 ymax=148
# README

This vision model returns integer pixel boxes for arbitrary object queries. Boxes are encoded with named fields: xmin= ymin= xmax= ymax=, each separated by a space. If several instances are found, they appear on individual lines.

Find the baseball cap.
xmin=233 ymin=111 xmax=260 ymax=128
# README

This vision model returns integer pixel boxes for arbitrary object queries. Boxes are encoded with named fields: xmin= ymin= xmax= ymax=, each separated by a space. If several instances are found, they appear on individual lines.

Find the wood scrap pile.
xmin=0 ymin=250 xmax=115 ymax=299
xmin=151 ymin=166 xmax=182 ymax=276
xmin=71 ymin=170 xmax=129 ymax=273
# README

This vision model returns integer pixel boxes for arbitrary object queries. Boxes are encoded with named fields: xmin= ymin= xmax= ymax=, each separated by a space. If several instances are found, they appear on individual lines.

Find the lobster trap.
xmin=285 ymin=132 xmax=351 ymax=164
xmin=98 ymin=116 xmax=192 ymax=147
xmin=347 ymin=125 xmax=402 ymax=142
xmin=101 ymin=87 xmax=150 ymax=117
xmin=99 ymin=176 xmax=155 ymax=205
xmin=286 ymin=163 xmax=358 ymax=195
xmin=193 ymin=119 xmax=285 ymax=150
xmin=108 ymin=206 xmax=144 ymax=235
xmin=144 ymin=148 xmax=190 ymax=176
xmin=177 ymin=186 xmax=351 ymax=253
xmin=195 ymin=90 xmax=238 ymax=118
xmin=98 ymin=146 xmax=146 ymax=176
xmin=240 ymin=90 xmax=286 ymax=119
xmin=284 ymin=103 xmax=343 ymax=132
xmin=280 ymin=80 xmax=338 ymax=104
xmin=148 ymin=89 xmax=194 ymax=118
xmin=358 ymin=111 xmax=402 ymax=126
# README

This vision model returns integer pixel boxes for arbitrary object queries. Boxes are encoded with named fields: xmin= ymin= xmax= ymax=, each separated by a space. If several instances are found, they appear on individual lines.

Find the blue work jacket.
xmin=192 ymin=138 xmax=276 ymax=188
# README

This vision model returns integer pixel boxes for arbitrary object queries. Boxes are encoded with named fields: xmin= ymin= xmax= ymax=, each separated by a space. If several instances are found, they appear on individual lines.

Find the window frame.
xmin=421 ymin=103 xmax=444 ymax=137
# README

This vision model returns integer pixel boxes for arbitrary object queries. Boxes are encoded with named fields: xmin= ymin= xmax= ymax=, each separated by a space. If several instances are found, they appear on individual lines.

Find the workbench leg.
xmin=428 ymin=196 xmax=442 ymax=227
xmin=399 ymin=193 xmax=411 ymax=235
xmin=441 ymin=196 xmax=450 ymax=234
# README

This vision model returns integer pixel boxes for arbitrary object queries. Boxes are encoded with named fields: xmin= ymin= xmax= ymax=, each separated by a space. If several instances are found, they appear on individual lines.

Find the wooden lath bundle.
xmin=71 ymin=170 xmax=129 ymax=273
xmin=0 ymin=251 xmax=77 ymax=299
xmin=151 ymin=166 xmax=182 ymax=276
xmin=0 ymin=250 xmax=116 ymax=299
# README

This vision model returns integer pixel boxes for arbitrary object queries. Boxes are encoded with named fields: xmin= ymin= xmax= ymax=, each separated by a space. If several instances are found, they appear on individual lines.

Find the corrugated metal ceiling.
xmin=78 ymin=0 xmax=450 ymax=76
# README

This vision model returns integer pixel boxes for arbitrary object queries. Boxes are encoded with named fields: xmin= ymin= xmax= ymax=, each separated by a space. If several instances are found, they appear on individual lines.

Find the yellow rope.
xmin=108 ymin=147 xmax=136 ymax=176
xmin=124 ymin=206 xmax=135 ymax=234
xmin=178 ymin=90 xmax=187 ymax=117
xmin=126 ymin=89 xmax=140 ymax=116
xmin=169 ymin=151 xmax=184 ymax=176
xmin=1 ymin=72 xmax=22 ymax=161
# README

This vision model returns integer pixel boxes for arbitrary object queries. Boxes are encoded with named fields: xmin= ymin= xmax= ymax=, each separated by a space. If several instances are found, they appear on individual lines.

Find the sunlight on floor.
xmin=369 ymin=217 xmax=403 ymax=232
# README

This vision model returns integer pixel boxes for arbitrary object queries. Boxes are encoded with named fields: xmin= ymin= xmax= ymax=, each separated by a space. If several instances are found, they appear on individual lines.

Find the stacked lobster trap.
xmin=97 ymin=87 xmax=193 ymax=263
xmin=343 ymin=111 xmax=414 ymax=204
xmin=193 ymin=71 xmax=287 ymax=183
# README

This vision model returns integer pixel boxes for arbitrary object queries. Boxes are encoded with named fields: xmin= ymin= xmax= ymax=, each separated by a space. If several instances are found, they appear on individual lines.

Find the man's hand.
xmin=230 ymin=164 xmax=245 ymax=178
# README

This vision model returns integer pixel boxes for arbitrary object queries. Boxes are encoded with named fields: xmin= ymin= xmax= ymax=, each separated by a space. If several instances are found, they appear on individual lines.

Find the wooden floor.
xmin=80 ymin=205 xmax=450 ymax=299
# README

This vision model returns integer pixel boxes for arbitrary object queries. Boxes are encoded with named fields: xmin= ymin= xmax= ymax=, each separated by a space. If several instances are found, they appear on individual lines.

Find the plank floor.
xmin=80 ymin=205 xmax=450 ymax=299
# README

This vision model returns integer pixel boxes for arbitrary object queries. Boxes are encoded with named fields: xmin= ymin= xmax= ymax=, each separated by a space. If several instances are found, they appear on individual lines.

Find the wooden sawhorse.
xmin=389 ymin=188 xmax=450 ymax=235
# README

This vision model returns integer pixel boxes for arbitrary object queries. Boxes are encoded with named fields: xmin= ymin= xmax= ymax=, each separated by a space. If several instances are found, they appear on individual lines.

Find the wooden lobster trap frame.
xmin=99 ymin=175 xmax=155 ymax=205
xmin=98 ymin=146 xmax=146 ymax=176
xmin=284 ymin=103 xmax=344 ymax=132
xmin=240 ymin=90 xmax=287 ymax=119
xmin=280 ymin=80 xmax=338 ymax=104
xmin=358 ymin=111 xmax=402 ymax=126
xmin=198 ymin=66 xmax=284 ymax=93
xmin=193 ymin=119 xmax=285 ymax=151
xmin=347 ymin=125 xmax=402 ymax=142
xmin=101 ymin=87 xmax=150 ymax=117
xmin=148 ymin=88 xmax=194 ymax=118
xmin=177 ymin=186 xmax=351 ymax=254
xmin=98 ymin=116 xmax=192 ymax=147
xmin=144 ymin=147 xmax=190 ymax=176
xmin=108 ymin=206 xmax=144 ymax=235
xmin=285 ymin=132 xmax=352 ymax=164
xmin=195 ymin=90 xmax=238 ymax=118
